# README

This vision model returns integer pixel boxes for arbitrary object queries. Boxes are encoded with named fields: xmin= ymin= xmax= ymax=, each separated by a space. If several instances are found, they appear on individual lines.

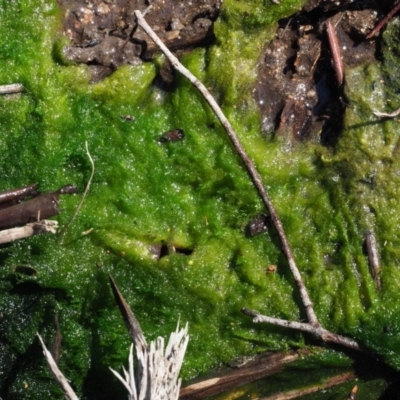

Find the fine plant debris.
xmin=3 ymin=0 xmax=400 ymax=398
xmin=0 ymin=184 xmax=77 ymax=243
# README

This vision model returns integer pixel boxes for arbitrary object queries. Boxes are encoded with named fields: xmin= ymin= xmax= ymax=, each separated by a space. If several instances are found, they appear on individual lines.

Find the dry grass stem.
xmin=326 ymin=20 xmax=344 ymax=86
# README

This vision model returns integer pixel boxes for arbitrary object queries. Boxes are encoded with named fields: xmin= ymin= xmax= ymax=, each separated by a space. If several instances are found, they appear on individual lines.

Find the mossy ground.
xmin=1 ymin=0 xmax=400 ymax=398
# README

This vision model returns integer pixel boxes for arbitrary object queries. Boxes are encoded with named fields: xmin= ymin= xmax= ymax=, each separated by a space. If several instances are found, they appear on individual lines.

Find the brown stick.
xmin=37 ymin=333 xmax=79 ymax=400
xmin=241 ymin=308 xmax=362 ymax=351
xmin=0 ymin=183 xmax=38 ymax=208
xmin=109 ymin=275 xmax=148 ymax=349
xmin=366 ymin=2 xmax=400 ymax=39
xmin=134 ymin=9 xmax=319 ymax=328
xmin=326 ymin=20 xmax=344 ymax=86
xmin=180 ymin=350 xmax=305 ymax=399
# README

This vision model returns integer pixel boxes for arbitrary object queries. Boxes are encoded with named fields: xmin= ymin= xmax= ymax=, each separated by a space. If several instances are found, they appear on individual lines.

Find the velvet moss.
xmin=1 ymin=0 xmax=400 ymax=398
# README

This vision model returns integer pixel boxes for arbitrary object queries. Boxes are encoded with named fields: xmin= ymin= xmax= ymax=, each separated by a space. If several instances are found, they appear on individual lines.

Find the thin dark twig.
xmin=109 ymin=275 xmax=148 ymax=349
xmin=134 ymin=10 xmax=319 ymax=328
xmin=366 ymin=2 xmax=400 ymax=39
xmin=326 ymin=20 xmax=344 ymax=86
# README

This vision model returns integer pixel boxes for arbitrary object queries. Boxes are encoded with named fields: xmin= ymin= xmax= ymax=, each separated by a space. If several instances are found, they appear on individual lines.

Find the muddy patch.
xmin=253 ymin=0 xmax=379 ymax=146
xmin=59 ymin=0 xmax=222 ymax=82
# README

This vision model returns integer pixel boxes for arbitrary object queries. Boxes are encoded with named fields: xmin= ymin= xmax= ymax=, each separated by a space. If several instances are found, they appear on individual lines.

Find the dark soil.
xmin=254 ymin=0 xmax=380 ymax=146
xmin=58 ymin=0 xmax=387 ymax=145
xmin=59 ymin=0 xmax=222 ymax=82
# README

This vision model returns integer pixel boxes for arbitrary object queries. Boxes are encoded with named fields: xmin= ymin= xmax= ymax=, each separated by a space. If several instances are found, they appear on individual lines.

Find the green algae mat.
xmin=2 ymin=0 xmax=400 ymax=398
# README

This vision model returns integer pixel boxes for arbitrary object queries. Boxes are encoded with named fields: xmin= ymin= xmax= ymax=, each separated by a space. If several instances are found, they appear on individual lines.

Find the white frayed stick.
xmin=37 ymin=333 xmax=79 ymax=400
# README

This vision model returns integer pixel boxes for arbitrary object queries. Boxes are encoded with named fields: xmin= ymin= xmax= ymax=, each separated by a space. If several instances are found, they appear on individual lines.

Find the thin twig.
xmin=134 ymin=9 xmax=319 ymax=328
xmin=37 ymin=333 xmax=79 ymax=400
xmin=0 ymin=83 xmax=24 ymax=94
xmin=180 ymin=350 xmax=305 ymax=399
xmin=366 ymin=2 xmax=400 ymax=39
xmin=326 ymin=20 xmax=344 ymax=86
xmin=109 ymin=275 xmax=148 ymax=349
xmin=58 ymin=141 xmax=94 ymax=238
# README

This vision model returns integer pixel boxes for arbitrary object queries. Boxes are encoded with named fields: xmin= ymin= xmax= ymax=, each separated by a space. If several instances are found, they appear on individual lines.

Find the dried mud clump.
xmin=253 ymin=0 xmax=379 ymax=146
xmin=59 ymin=0 xmax=222 ymax=82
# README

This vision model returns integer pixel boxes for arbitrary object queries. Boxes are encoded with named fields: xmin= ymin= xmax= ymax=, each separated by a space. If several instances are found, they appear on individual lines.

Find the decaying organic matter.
xmin=254 ymin=0 xmax=378 ymax=145
xmin=60 ymin=0 xmax=222 ymax=81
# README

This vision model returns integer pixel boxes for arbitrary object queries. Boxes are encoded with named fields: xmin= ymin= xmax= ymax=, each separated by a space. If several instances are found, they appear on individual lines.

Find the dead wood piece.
xmin=260 ymin=371 xmax=356 ymax=400
xmin=0 ymin=183 xmax=38 ymax=209
xmin=37 ymin=333 xmax=79 ymax=400
xmin=0 ymin=193 xmax=58 ymax=230
xmin=180 ymin=350 xmax=306 ymax=400
xmin=109 ymin=275 xmax=147 ymax=349
xmin=134 ymin=9 xmax=362 ymax=358
xmin=366 ymin=2 xmax=400 ymax=39
xmin=0 ymin=83 xmax=24 ymax=94
xmin=0 ymin=220 xmax=58 ymax=244
xmin=0 ymin=184 xmax=77 ymax=231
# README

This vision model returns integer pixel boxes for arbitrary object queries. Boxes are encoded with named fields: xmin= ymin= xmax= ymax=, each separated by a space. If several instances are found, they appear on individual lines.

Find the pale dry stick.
xmin=364 ymin=231 xmax=381 ymax=291
xmin=373 ymin=106 xmax=400 ymax=118
xmin=241 ymin=309 xmax=362 ymax=351
xmin=0 ymin=83 xmax=24 ymax=94
xmin=58 ymin=141 xmax=95 ymax=238
xmin=36 ymin=333 xmax=79 ymax=400
xmin=134 ymin=9 xmax=319 ymax=328
xmin=0 ymin=220 xmax=58 ymax=244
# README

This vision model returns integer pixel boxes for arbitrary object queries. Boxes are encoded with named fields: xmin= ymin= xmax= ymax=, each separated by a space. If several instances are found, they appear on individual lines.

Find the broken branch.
xmin=37 ymin=333 xmax=79 ymax=400
xmin=0 ymin=83 xmax=24 ymax=94
xmin=0 ymin=220 xmax=58 ymax=244
xmin=134 ymin=9 xmax=319 ymax=328
xmin=366 ymin=2 xmax=400 ymax=39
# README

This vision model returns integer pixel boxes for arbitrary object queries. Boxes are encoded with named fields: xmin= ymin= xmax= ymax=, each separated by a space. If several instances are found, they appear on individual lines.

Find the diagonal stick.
xmin=134 ymin=9 xmax=319 ymax=328
xmin=133 ymin=11 xmax=364 ymax=352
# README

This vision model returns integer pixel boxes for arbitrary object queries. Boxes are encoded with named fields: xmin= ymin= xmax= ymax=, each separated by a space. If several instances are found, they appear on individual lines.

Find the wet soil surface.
xmin=254 ymin=0 xmax=380 ymax=146
xmin=59 ymin=0 xmax=388 ymax=145
xmin=59 ymin=0 xmax=222 ymax=82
